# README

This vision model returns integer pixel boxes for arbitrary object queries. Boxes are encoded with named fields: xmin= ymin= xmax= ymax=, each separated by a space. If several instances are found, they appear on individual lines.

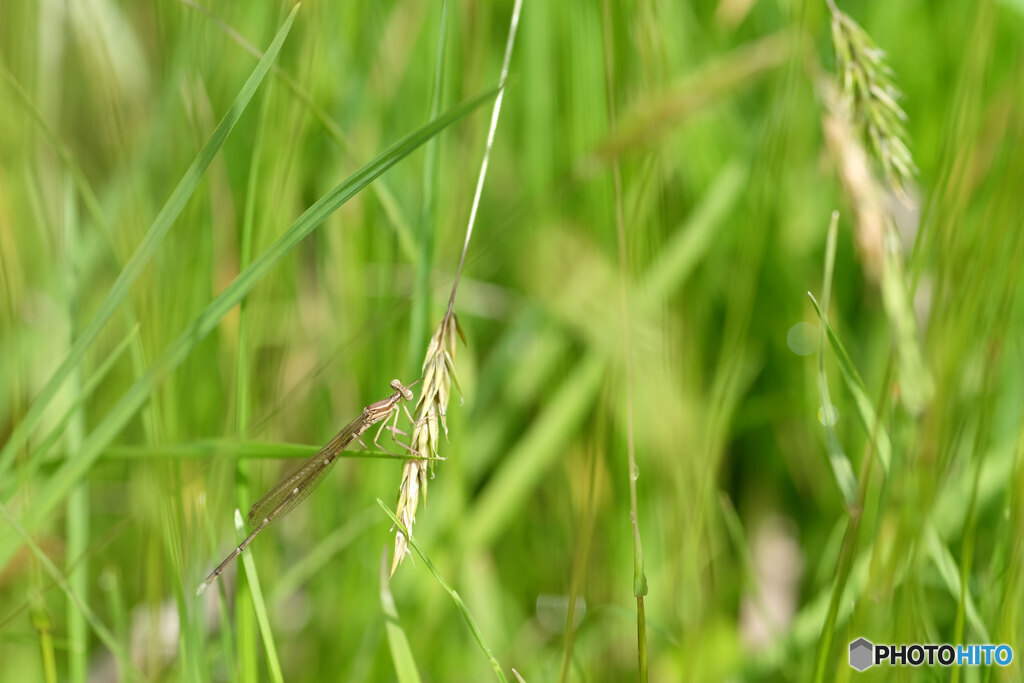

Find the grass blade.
xmin=816 ymin=212 xmax=857 ymax=504
xmin=808 ymin=293 xmax=893 ymax=472
xmin=234 ymin=509 xmax=283 ymax=683
xmin=380 ymin=549 xmax=422 ymax=683
xmin=0 ymin=5 xmax=300 ymax=479
xmin=378 ymin=499 xmax=507 ymax=683
xmin=461 ymin=353 xmax=606 ymax=551
xmin=272 ymin=506 xmax=378 ymax=602
xmin=0 ymin=502 xmax=142 ymax=680
xmin=406 ymin=0 xmax=449 ymax=376
xmin=0 ymin=86 xmax=497 ymax=569
xmin=925 ymin=523 xmax=989 ymax=641
xmin=62 ymin=173 xmax=89 ymax=683
xmin=33 ymin=325 xmax=139 ymax=464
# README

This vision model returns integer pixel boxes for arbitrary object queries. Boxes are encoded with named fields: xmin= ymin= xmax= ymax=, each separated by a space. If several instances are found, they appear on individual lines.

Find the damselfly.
xmin=196 ymin=379 xmax=417 ymax=595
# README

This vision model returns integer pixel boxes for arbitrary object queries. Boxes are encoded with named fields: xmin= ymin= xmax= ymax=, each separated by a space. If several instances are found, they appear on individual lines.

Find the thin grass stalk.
xmin=391 ymin=0 xmax=523 ymax=575
xmin=231 ymin=73 xmax=269 ymax=683
xmin=30 ymin=592 xmax=57 ymax=683
xmin=234 ymin=509 xmax=283 ymax=683
xmin=558 ymin=435 xmax=600 ymax=683
xmin=811 ymin=354 xmax=892 ymax=683
xmin=0 ymin=502 xmax=143 ymax=680
xmin=601 ymin=1 xmax=648 ymax=679
xmin=407 ymin=0 xmax=449 ymax=376
xmin=380 ymin=500 xmax=507 ymax=683
xmin=949 ymin=292 xmax=1012 ymax=683
xmin=816 ymin=212 xmax=857 ymax=504
xmin=63 ymin=176 xmax=89 ymax=683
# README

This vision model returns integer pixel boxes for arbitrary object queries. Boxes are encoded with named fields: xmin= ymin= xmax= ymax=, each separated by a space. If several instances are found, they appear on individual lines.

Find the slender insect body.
xmin=196 ymin=379 xmax=418 ymax=596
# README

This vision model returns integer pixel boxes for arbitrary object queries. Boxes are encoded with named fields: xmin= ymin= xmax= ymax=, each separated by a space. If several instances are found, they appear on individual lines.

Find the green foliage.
xmin=1 ymin=1 xmax=1023 ymax=681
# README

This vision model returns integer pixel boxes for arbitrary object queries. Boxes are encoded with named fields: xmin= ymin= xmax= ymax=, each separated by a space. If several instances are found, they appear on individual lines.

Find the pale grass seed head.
xmin=828 ymin=2 xmax=917 ymax=199
xmin=391 ymin=310 xmax=463 ymax=576
xmin=821 ymin=80 xmax=888 ymax=281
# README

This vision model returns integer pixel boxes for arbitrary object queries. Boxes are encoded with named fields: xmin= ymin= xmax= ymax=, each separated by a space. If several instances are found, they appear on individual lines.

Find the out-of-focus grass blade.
xmin=0 ymin=502 xmax=142 ymax=680
xmin=34 ymin=325 xmax=139 ymax=463
xmin=808 ymin=293 xmax=893 ymax=473
xmin=180 ymin=0 xmax=419 ymax=263
xmin=639 ymin=161 xmax=747 ymax=303
xmin=71 ymin=440 xmax=433 ymax=462
xmin=462 ymin=352 xmax=606 ymax=551
xmin=880 ymin=227 xmax=933 ymax=414
xmin=0 ymin=86 xmax=497 ymax=569
xmin=234 ymin=509 xmax=283 ymax=683
xmin=63 ymin=173 xmax=89 ymax=683
xmin=747 ymin=440 xmax=1019 ymax=677
xmin=816 ymin=213 xmax=857 ymax=504
xmin=98 ymin=568 xmax=131 ymax=683
xmin=462 ymin=164 xmax=745 ymax=550
xmin=379 ymin=549 xmax=422 ymax=683
xmin=197 ymin=492 xmax=237 ymax=678
xmin=0 ymin=64 xmax=107 ymax=256
xmin=0 ymin=6 xmax=300 ymax=480
xmin=406 ymin=0 xmax=450 ymax=375
xmin=378 ymin=500 xmax=507 ymax=683
xmin=272 ymin=506 xmax=378 ymax=602
xmin=925 ymin=523 xmax=989 ymax=641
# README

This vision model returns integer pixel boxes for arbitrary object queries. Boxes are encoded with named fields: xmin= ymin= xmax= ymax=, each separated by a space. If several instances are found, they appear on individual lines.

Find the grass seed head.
xmin=391 ymin=311 xmax=462 ymax=576
xmin=829 ymin=3 xmax=917 ymax=200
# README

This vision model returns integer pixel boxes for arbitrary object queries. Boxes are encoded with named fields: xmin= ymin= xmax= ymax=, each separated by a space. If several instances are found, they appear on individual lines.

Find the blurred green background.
xmin=1 ymin=0 xmax=1023 ymax=681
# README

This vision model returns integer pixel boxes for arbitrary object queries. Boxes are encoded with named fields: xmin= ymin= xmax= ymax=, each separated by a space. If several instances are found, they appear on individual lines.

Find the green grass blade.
xmin=0 ymin=5 xmax=300 ymax=479
xmin=407 ymin=0 xmax=449 ymax=376
xmin=925 ymin=523 xmax=989 ymax=641
xmin=233 ymin=59 xmax=268 ymax=683
xmin=816 ymin=212 xmax=857 ymax=504
xmin=62 ymin=173 xmax=89 ymax=683
xmin=181 ymin=0 xmax=419 ymax=263
xmin=380 ymin=549 xmax=423 ymax=683
xmin=98 ymin=568 xmax=130 ymax=682
xmin=0 ymin=86 xmax=497 ymax=569
xmin=0 ymin=502 xmax=142 ymax=680
xmin=234 ymin=509 xmax=284 ymax=683
xmin=638 ymin=161 xmax=747 ymax=304
xmin=0 ymin=64 xmax=108 ymax=258
xmin=880 ymin=224 xmax=934 ymax=414
xmin=33 ymin=325 xmax=139 ymax=464
xmin=808 ymin=293 xmax=893 ymax=473
xmin=461 ymin=353 xmax=606 ymax=551
xmin=271 ymin=506 xmax=378 ymax=602
xmin=58 ymin=439 xmax=431 ymax=462
xmin=378 ymin=500 xmax=507 ymax=683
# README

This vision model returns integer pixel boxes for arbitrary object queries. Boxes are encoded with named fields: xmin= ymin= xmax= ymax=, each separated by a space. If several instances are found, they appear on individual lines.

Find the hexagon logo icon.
xmin=849 ymin=638 xmax=874 ymax=671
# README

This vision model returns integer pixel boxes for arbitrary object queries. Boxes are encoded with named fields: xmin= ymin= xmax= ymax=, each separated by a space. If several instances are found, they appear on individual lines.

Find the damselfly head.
xmin=391 ymin=379 xmax=414 ymax=401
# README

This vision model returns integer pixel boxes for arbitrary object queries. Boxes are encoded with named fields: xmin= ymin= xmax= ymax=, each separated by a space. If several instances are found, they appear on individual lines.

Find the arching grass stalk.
xmin=380 ymin=500 xmax=507 ymax=683
xmin=391 ymin=0 xmax=523 ymax=575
